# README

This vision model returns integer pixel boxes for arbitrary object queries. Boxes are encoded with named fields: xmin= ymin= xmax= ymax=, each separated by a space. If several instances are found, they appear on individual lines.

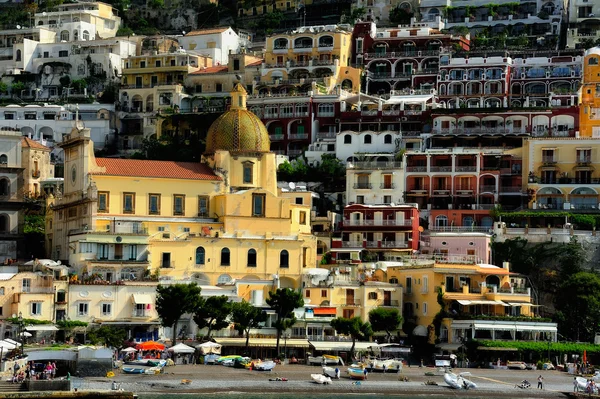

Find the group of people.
xmin=574 ymin=377 xmax=598 ymax=394
xmin=11 ymin=361 xmax=58 ymax=383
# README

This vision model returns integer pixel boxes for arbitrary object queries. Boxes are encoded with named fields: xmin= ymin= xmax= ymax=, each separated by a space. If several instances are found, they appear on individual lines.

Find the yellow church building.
xmin=579 ymin=47 xmax=600 ymax=137
xmin=47 ymin=84 xmax=317 ymax=304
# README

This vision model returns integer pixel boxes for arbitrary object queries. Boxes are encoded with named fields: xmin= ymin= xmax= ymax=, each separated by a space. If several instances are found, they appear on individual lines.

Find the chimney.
xmin=502 ymin=262 xmax=510 ymax=272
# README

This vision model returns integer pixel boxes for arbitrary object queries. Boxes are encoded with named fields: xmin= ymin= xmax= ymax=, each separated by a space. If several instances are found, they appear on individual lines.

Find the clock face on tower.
xmin=71 ymin=165 xmax=77 ymax=185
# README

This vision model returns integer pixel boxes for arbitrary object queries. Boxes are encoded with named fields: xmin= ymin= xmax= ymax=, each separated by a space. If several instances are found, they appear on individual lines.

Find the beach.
xmin=71 ymin=363 xmax=576 ymax=397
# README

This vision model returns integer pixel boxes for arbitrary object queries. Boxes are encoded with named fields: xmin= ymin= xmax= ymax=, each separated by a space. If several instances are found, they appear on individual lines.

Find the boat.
xmin=204 ymin=354 xmax=220 ymax=364
xmin=575 ymin=376 xmax=595 ymax=393
xmin=370 ymin=358 xmax=403 ymax=372
xmin=311 ymin=374 xmax=332 ymax=384
xmin=443 ymin=372 xmax=477 ymax=389
xmin=234 ymin=357 xmax=251 ymax=369
xmin=124 ymin=359 xmax=163 ymax=367
xmin=121 ymin=360 xmax=167 ymax=375
xmin=322 ymin=366 xmax=340 ymax=379
xmin=217 ymin=355 xmax=243 ymax=363
xmin=122 ymin=367 xmax=146 ymax=374
xmin=308 ymin=355 xmax=344 ymax=365
xmin=347 ymin=367 xmax=367 ymax=380
xmin=254 ymin=360 xmax=276 ymax=371
xmin=507 ymin=361 xmax=527 ymax=370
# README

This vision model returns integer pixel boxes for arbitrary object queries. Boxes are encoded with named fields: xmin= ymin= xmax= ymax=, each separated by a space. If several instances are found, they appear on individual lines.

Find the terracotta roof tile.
xmin=186 ymin=27 xmax=229 ymax=36
xmin=247 ymin=60 xmax=262 ymax=66
xmin=21 ymin=137 xmax=50 ymax=151
xmin=189 ymin=65 xmax=229 ymax=74
xmin=92 ymin=158 xmax=221 ymax=181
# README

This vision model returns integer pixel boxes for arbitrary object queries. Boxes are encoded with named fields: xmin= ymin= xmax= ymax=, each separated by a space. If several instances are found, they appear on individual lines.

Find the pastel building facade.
xmin=178 ymin=28 xmax=243 ymax=66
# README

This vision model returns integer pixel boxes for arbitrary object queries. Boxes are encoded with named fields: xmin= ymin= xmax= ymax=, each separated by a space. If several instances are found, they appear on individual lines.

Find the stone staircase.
xmin=0 ymin=381 xmax=27 ymax=392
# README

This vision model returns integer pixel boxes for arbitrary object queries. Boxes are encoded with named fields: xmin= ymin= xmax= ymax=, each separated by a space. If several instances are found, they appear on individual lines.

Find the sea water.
xmin=139 ymin=394 xmax=494 ymax=399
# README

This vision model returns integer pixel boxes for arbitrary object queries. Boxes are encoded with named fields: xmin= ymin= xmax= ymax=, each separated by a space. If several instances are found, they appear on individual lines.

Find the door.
xmin=383 ymin=174 xmax=393 ymax=189
xmin=135 ymin=76 xmax=142 ymax=88
xmin=162 ymin=252 xmax=171 ymax=268
xmin=114 ymin=244 xmax=123 ymax=260
xmin=346 ymin=289 xmax=355 ymax=305
xmin=56 ymin=309 xmax=66 ymax=321
xmin=383 ymin=291 xmax=391 ymax=306
xmin=446 ymin=276 xmax=454 ymax=292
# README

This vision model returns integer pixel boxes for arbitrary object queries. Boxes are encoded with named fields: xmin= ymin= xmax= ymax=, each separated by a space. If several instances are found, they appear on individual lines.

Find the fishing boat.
xmin=233 ymin=357 xmax=251 ymax=369
xmin=322 ymin=366 xmax=340 ymax=379
xmin=347 ymin=367 xmax=367 ymax=380
xmin=311 ymin=374 xmax=332 ymax=384
xmin=370 ymin=358 xmax=403 ymax=372
xmin=123 ymin=359 xmax=163 ymax=367
xmin=122 ymin=360 xmax=167 ymax=375
xmin=254 ymin=360 xmax=276 ymax=371
xmin=444 ymin=372 xmax=477 ymax=389
xmin=122 ymin=367 xmax=146 ymax=374
xmin=507 ymin=361 xmax=527 ymax=370
xmin=308 ymin=355 xmax=344 ymax=365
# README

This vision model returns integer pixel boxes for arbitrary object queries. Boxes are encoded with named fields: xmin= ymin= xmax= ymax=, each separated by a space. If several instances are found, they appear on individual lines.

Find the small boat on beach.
xmin=311 ymin=374 xmax=332 ymax=384
xmin=217 ymin=355 xmax=243 ymax=364
xmin=308 ymin=355 xmax=344 ymax=366
xmin=370 ymin=358 xmax=403 ymax=372
xmin=347 ymin=367 xmax=367 ymax=380
xmin=444 ymin=372 xmax=477 ymax=389
xmin=122 ymin=359 xmax=167 ymax=375
xmin=322 ymin=366 xmax=340 ymax=379
xmin=507 ymin=361 xmax=527 ymax=370
xmin=254 ymin=360 xmax=276 ymax=371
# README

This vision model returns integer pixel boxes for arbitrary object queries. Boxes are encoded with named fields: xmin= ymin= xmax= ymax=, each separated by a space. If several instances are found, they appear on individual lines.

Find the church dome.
xmin=205 ymin=84 xmax=270 ymax=154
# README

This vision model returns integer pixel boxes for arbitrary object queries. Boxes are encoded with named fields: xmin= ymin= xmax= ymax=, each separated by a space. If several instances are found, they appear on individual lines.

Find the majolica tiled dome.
xmin=205 ymin=84 xmax=270 ymax=154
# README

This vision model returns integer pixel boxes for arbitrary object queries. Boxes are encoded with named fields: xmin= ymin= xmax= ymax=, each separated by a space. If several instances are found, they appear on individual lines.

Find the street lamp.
xmin=18 ymin=312 xmax=24 ymax=356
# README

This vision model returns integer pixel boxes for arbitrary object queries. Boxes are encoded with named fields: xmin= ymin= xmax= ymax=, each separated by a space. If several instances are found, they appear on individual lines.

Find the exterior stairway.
xmin=0 ymin=381 xmax=27 ymax=392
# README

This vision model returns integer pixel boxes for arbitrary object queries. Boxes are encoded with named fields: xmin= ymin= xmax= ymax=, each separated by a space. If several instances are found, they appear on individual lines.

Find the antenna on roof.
xmin=289 ymin=182 xmax=296 ymax=191
xmin=16 ymin=25 xmax=21 ymax=29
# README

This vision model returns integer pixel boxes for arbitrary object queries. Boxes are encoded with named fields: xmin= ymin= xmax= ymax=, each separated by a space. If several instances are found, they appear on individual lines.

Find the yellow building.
xmin=48 ymin=85 xmax=317 ymax=306
xmin=373 ymin=258 xmax=556 ymax=347
xmin=259 ymin=25 xmax=361 ymax=94
xmin=21 ymin=138 xmax=53 ymax=198
xmin=579 ymin=47 xmax=600 ymax=137
xmin=118 ymin=50 xmax=212 ymax=143
xmin=522 ymin=137 xmax=600 ymax=210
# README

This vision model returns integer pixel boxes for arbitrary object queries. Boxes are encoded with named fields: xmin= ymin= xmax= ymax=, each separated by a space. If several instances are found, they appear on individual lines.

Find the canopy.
xmin=197 ymin=341 xmax=222 ymax=355
xmin=0 ymin=340 xmax=17 ymax=350
xmin=19 ymin=332 xmax=32 ymax=337
xmin=4 ymin=339 xmax=19 ymax=345
xmin=168 ymin=343 xmax=195 ymax=354
xmin=132 ymin=294 xmax=153 ymax=304
xmin=26 ymin=325 xmax=58 ymax=331
xmin=135 ymin=341 xmax=165 ymax=351
xmin=121 ymin=347 xmax=137 ymax=353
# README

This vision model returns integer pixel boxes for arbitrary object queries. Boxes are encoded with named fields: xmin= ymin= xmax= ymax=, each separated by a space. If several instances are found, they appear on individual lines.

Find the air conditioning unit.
xmin=501 ymin=73 xmax=506 ymax=79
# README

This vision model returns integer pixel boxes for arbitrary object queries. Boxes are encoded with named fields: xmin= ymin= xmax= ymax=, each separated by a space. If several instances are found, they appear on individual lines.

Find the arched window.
xmin=82 ymin=30 xmax=90 ymax=41
xmin=462 ymin=216 xmax=474 ymax=227
xmin=247 ymin=249 xmax=257 ymax=267
xmin=221 ymin=248 xmax=230 ymax=266
xmin=0 ymin=154 xmax=7 ymax=164
xmin=364 ymin=134 xmax=372 ymax=144
xmin=195 ymin=247 xmax=205 ymax=265
xmin=344 ymin=134 xmax=352 ymax=144
xmin=389 ymin=278 xmax=399 ymax=284
xmin=73 ymin=30 xmax=79 ymax=41
xmin=280 ymin=249 xmax=289 ymax=268
xmin=60 ymin=30 xmax=69 ymax=41
xmin=0 ymin=214 xmax=8 ymax=233
xmin=217 ymin=274 xmax=232 ymax=285
xmin=435 ymin=215 xmax=448 ymax=227
xmin=0 ymin=178 xmax=8 ymax=196
xmin=15 ymin=49 xmax=21 ymax=62
xmin=384 ymin=134 xmax=392 ymax=144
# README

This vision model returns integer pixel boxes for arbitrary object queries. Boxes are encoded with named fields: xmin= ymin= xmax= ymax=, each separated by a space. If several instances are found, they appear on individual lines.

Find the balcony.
xmin=353 ymin=183 xmax=373 ymax=189
xmin=455 ymin=166 xmax=477 ymax=172
xmin=132 ymin=310 xmax=149 ymax=317
xmin=430 ymin=166 xmax=452 ymax=172
xmin=380 ymin=183 xmax=396 ymax=189
xmin=542 ymin=156 xmax=556 ymax=164
xmin=499 ymin=186 xmax=523 ymax=193
xmin=68 ymin=224 xmax=149 ymax=236
xmin=269 ymin=134 xmax=284 ymax=141
xmin=577 ymin=157 xmax=592 ymax=165
xmin=348 ymin=161 xmax=403 ymax=169
xmin=288 ymin=149 xmax=303 ymax=156
xmin=317 ymin=132 xmax=336 ymax=140
xmin=406 ymin=166 xmax=427 ymax=172
xmin=344 ymin=219 xmax=413 ymax=227
xmin=32 ymin=170 xmax=40 ymax=178
xmin=404 ymin=110 xmax=423 ymax=116
xmin=480 ymin=185 xmax=496 ymax=193
xmin=433 ymin=189 xmax=451 ymax=196
xmin=343 ymin=299 xmax=362 ymax=306
xmin=381 ymin=241 xmax=409 ymax=248
xmin=379 ymin=300 xmax=400 ymax=307
xmin=289 ymin=133 xmax=308 ymax=140
xmin=407 ymin=188 xmax=428 ymax=194
xmin=341 ymin=241 xmax=363 ymax=247
xmin=455 ymin=189 xmax=474 ymax=196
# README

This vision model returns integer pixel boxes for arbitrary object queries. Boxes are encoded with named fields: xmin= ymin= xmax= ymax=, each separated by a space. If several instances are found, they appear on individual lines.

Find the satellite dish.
xmin=42 ymin=11 xmax=47 ymax=16
xmin=16 ymin=25 xmax=21 ymax=29
xmin=235 ymin=74 xmax=242 ymax=81
xmin=289 ymin=182 xmax=296 ymax=190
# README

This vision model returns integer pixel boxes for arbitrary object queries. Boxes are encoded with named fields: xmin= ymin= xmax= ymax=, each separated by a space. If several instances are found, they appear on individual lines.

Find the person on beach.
xmin=537 ymin=375 xmax=543 ymax=389
xmin=574 ymin=377 xmax=579 ymax=392
xmin=363 ymin=368 xmax=368 ymax=380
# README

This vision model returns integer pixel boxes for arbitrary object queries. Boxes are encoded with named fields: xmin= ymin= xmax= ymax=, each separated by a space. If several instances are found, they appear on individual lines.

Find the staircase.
xmin=0 ymin=381 xmax=27 ymax=392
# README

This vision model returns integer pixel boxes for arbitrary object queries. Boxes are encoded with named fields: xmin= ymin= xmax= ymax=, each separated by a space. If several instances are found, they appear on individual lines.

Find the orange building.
xmin=579 ymin=47 xmax=600 ymax=137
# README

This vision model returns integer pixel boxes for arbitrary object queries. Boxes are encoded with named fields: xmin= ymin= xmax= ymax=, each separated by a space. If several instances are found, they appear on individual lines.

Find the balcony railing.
xmin=317 ymin=132 xmax=336 ymax=139
xmin=406 ymin=166 xmax=427 ymax=172
xmin=341 ymin=241 xmax=363 ymax=247
xmin=455 ymin=166 xmax=476 ymax=172
xmin=348 ymin=161 xmax=403 ymax=169
xmin=289 ymin=133 xmax=308 ymax=140
xmin=542 ymin=156 xmax=556 ymax=164
xmin=500 ymin=186 xmax=523 ymax=193
xmin=353 ymin=183 xmax=372 ymax=189
xmin=379 ymin=300 xmax=400 ymax=307
xmin=430 ymin=166 xmax=452 ymax=172
xmin=344 ymin=219 xmax=412 ymax=226
xmin=343 ymin=299 xmax=361 ymax=306
xmin=380 ymin=183 xmax=396 ymax=189
xmin=132 ymin=310 xmax=149 ymax=317
xmin=269 ymin=134 xmax=284 ymax=141
xmin=480 ymin=185 xmax=496 ymax=193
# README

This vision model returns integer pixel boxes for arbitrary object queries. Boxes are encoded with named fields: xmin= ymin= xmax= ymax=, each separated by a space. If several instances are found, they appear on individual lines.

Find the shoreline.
xmin=70 ymin=364 xmax=573 ymax=398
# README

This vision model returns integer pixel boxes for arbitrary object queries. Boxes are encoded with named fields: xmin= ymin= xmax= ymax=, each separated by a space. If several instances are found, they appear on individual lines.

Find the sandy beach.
xmin=71 ymin=363 xmax=577 ymax=397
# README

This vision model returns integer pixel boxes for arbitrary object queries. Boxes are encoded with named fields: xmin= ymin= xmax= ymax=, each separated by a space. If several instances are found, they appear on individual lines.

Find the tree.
xmin=341 ymin=7 xmax=365 ymax=24
xmin=88 ymin=326 xmax=127 ymax=348
xmin=193 ymin=295 xmax=232 ymax=341
xmin=330 ymin=317 xmax=373 ymax=359
xmin=389 ymin=6 xmax=413 ymax=25
xmin=318 ymin=154 xmax=346 ymax=189
xmin=266 ymin=288 xmax=304 ymax=355
xmin=156 ymin=283 xmax=202 ymax=344
xmin=555 ymin=272 xmax=600 ymax=342
xmin=231 ymin=301 xmax=267 ymax=350
xmin=368 ymin=307 xmax=403 ymax=343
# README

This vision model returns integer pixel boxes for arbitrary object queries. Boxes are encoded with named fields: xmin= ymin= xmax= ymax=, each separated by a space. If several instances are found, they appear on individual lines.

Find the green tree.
xmin=231 ymin=301 xmax=267 ymax=350
xmin=148 ymin=0 xmax=164 ymax=8
xmin=88 ymin=326 xmax=127 ymax=348
xmin=318 ymin=154 xmax=345 ymax=189
xmin=368 ymin=307 xmax=403 ymax=343
xmin=10 ymin=81 xmax=26 ymax=97
xmin=56 ymin=320 xmax=88 ymax=341
xmin=193 ymin=295 xmax=232 ymax=341
xmin=555 ymin=272 xmax=600 ymax=342
xmin=389 ymin=6 xmax=413 ymax=25
xmin=266 ymin=288 xmax=304 ymax=355
xmin=0 ymin=81 xmax=8 ymax=94
xmin=330 ymin=317 xmax=373 ymax=359
xmin=341 ymin=7 xmax=366 ymax=24
xmin=258 ymin=11 xmax=284 ymax=34
xmin=156 ymin=283 xmax=202 ymax=344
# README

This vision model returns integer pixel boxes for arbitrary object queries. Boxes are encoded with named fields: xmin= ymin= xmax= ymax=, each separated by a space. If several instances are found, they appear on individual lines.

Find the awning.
xmin=313 ymin=307 xmax=336 ymax=315
xmin=436 ymin=343 xmax=462 ymax=351
xmin=309 ymin=341 xmax=378 ymax=351
xmin=457 ymin=300 xmax=472 ymax=305
xmin=26 ymin=325 xmax=58 ymax=331
xmin=516 ymin=325 xmax=557 ymax=332
xmin=214 ymin=338 xmax=309 ymax=348
xmin=507 ymin=302 xmax=542 ymax=307
xmin=477 ymin=346 xmax=519 ymax=351
xmin=385 ymin=94 xmax=433 ymax=105
xmin=330 ymin=248 xmax=363 ymax=252
xmin=132 ymin=294 xmax=153 ymax=304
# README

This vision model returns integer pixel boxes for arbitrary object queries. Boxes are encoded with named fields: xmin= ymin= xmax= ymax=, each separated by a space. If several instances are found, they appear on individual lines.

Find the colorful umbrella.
xmin=583 ymin=350 xmax=587 ymax=364
xmin=135 ymin=341 xmax=165 ymax=351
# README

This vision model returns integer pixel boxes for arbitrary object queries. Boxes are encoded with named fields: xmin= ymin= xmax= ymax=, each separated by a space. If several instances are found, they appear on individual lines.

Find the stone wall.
xmin=24 ymin=380 xmax=71 ymax=391
xmin=76 ymin=359 xmax=112 ymax=377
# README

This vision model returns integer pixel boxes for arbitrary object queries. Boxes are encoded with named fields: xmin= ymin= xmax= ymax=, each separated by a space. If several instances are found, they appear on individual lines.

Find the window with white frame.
xmin=101 ymin=303 xmax=112 ymax=316
xmin=280 ymin=104 xmax=294 ymax=117
xmin=22 ymin=278 xmax=31 ymax=293
xmin=423 ymin=302 xmax=428 ymax=315
xmin=265 ymin=105 xmax=278 ymax=118
xmin=31 ymin=302 xmax=42 ymax=315
xmin=318 ymin=103 xmax=334 ymax=117
xmin=78 ymin=302 xmax=89 ymax=316
xmin=422 ymin=276 xmax=429 ymax=293
xmin=80 ymin=242 xmax=94 ymax=253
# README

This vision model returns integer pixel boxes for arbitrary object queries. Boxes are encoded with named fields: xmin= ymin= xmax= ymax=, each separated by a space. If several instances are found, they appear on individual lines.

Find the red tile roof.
xmin=190 ymin=65 xmax=229 ymax=74
xmin=186 ymin=27 xmax=229 ymax=36
xmin=247 ymin=60 xmax=262 ymax=67
xmin=92 ymin=158 xmax=221 ymax=181
xmin=21 ymin=137 xmax=50 ymax=151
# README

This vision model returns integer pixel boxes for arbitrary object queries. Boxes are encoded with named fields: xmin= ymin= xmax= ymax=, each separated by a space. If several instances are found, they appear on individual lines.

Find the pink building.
xmin=421 ymin=231 xmax=492 ymax=264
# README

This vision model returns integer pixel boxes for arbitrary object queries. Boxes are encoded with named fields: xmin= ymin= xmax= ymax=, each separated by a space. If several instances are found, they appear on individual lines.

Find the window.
xmin=368 ymin=292 xmax=378 ymax=300
xmin=221 ymin=248 xmax=230 ymax=266
xmin=295 ymin=211 xmax=306 ymax=225
xmin=422 ymin=276 xmax=429 ymax=293
xmin=155 ymin=60 xmax=161 ymax=67
xmin=140 ymin=61 xmax=146 ymax=68
xmin=295 ymin=197 xmax=303 ymax=204
xmin=321 ymin=289 xmax=327 ymax=297
xmin=356 ymin=195 xmax=364 ymax=204
xmin=82 ymin=30 xmax=90 ymax=41
xmin=16 ymin=49 xmax=21 ymax=61
xmin=343 ymin=309 xmax=354 ymax=318
xmin=280 ymin=249 xmax=289 ymax=268
xmin=22 ymin=278 xmax=31 ymax=293
xmin=31 ymin=302 xmax=42 ymax=315
xmin=123 ymin=192 xmax=135 ymax=213
xmin=149 ymin=194 xmax=160 ymax=215
xmin=383 ymin=195 xmax=392 ymax=204
xmin=590 ymin=57 xmax=599 ymax=65
xmin=97 ymin=244 xmax=109 ymax=259
xmin=405 ymin=277 xmax=412 ymax=293
xmin=195 ymin=247 xmax=205 ymax=265
xmin=247 ymin=248 xmax=257 ymax=266
xmin=305 ymin=289 xmax=310 ymax=297
xmin=195 ymin=84 xmax=202 ymax=93
xmin=78 ymin=302 xmax=88 ymax=316
xmin=173 ymin=194 xmax=185 ymax=215
xmin=384 ymin=134 xmax=392 ymax=144
xmin=198 ymin=196 xmax=209 ymax=217
xmin=59 ymin=50 xmax=68 ymax=57
xmin=389 ymin=278 xmax=398 ymax=284
xmin=0 ymin=307 xmax=2 ymax=316
xmin=344 ymin=134 xmax=352 ymax=144
xmin=216 ymin=83 xmax=223 ymax=92
xmin=243 ymin=162 xmax=253 ymax=184
xmin=423 ymin=302 xmax=428 ymax=315
xmin=102 ymin=303 xmax=112 ymax=316
xmin=98 ymin=191 xmax=109 ymax=212
xmin=252 ymin=194 xmax=265 ymax=216
xmin=0 ymin=287 xmax=3 ymax=295
xmin=364 ymin=134 xmax=372 ymax=144
xmin=233 ymin=59 xmax=240 ymax=70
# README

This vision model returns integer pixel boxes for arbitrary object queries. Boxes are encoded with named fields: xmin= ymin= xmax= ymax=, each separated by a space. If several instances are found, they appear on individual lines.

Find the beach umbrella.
xmin=19 ymin=332 xmax=32 ymax=337
xmin=0 ymin=340 xmax=16 ymax=350
xmin=168 ymin=343 xmax=195 ymax=354
xmin=197 ymin=341 xmax=221 ymax=355
xmin=136 ymin=341 xmax=165 ymax=351
xmin=121 ymin=347 xmax=137 ymax=353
